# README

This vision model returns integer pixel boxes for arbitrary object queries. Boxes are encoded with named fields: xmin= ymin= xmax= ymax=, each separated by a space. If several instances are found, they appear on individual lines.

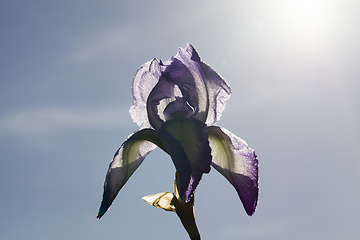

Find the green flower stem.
xmin=172 ymin=173 xmax=200 ymax=240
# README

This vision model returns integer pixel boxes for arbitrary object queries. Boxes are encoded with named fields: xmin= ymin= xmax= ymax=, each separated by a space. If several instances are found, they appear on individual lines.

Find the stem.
xmin=173 ymin=172 xmax=201 ymax=240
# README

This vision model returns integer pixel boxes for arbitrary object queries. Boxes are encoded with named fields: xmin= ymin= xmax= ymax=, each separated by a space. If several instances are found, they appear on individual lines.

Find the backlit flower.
xmin=97 ymin=44 xmax=258 ymax=240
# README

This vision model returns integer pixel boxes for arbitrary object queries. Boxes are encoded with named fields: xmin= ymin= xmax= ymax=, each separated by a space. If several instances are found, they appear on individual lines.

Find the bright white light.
xmin=275 ymin=0 xmax=336 ymax=52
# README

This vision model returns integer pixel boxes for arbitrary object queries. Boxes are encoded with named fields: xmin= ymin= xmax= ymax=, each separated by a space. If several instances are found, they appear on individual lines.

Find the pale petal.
xmin=142 ymin=192 xmax=176 ymax=212
xmin=207 ymin=126 xmax=258 ymax=216
xmin=199 ymin=62 xmax=231 ymax=126
xmin=129 ymin=59 xmax=161 ymax=129
xmin=146 ymin=76 xmax=175 ymax=129
xmin=97 ymin=129 xmax=164 ymax=218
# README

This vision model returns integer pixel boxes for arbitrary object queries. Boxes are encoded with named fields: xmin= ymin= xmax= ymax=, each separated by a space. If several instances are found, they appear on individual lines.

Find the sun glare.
xmin=278 ymin=0 xmax=335 ymax=50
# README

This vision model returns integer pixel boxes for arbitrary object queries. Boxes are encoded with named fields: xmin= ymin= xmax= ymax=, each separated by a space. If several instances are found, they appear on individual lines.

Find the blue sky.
xmin=1 ymin=0 xmax=359 ymax=239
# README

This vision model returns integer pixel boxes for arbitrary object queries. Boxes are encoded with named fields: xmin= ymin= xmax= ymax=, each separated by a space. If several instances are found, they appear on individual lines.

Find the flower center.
xmin=163 ymin=97 xmax=195 ymax=120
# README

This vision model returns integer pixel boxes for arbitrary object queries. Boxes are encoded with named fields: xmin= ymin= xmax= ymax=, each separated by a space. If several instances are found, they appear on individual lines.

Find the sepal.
xmin=97 ymin=128 xmax=165 ymax=218
xmin=208 ymin=126 xmax=258 ymax=216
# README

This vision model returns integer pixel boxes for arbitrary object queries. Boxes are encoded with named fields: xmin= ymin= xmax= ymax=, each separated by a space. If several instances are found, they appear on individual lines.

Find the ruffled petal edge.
xmin=97 ymin=128 xmax=164 ymax=218
xmin=208 ymin=126 xmax=258 ymax=216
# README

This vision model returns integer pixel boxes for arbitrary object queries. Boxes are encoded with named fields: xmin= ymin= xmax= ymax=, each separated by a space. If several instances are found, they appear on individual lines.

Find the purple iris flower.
xmin=97 ymin=44 xmax=258 ymax=239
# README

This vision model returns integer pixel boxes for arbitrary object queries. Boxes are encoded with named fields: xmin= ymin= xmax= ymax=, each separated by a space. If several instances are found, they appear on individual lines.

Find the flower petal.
xmin=163 ymin=97 xmax=194 ymax=120
xmin=198 ymin=62 xmax=232 ymax=126
xmin=175 ymin=44 xmax=232 ymax=125
xmin=146 ymin=76 xmax=175 ymax=129
xmin=146 ymin=58 xmax=199 ymax=129
xmin=207 ymin=126 xmax=258 ymax=216
xmin=157 ymin=118 xmax=212 ymax=202
xmin=97 ymin=129 xmax=164 ymax=218
xmin=130 ymin=59 xmax=161 ymax=129
xmin=172 ymin=45 xmax=208 ymax=122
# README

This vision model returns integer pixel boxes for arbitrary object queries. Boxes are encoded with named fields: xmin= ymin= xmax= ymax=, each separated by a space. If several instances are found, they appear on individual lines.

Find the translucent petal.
xmin=97 ymin=129 xmax=164 ymax=218
xmin=130 ymin=59 xmax=161 ymax=129
xmin=146 ymin=58 xmax=199 ymax=129
xmin=199 ymin=62 xmax=232 ymax=125
xmin=175 ymin=44 xmax=232 ymax=125
xmin=130 ymin=44 xmax=231 ymax=130
xmin=208 ymin=126 xmax=259 ymax=216
xmin=146 ymin=76 xmax=175 ymax=129
xmin=173 ymin=45 xmax=208 ymax=122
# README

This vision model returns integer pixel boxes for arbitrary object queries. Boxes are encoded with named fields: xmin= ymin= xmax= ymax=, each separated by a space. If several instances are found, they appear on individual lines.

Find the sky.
xmin=1 ymin=0 xmax=360 ymax=239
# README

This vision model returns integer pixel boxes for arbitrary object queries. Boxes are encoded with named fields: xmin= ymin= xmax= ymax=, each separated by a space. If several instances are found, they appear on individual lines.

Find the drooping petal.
xmin=130 ymin=59 xmax=161 ymax=129
xmin=207 ymin=126 xmax=258 ymax=216
xmin=175 ymin=44 xmax=232 ymax=125
xmin=157 ymin=118 xmax=212 ymax=202
xmin=97 ymin=129 xmax=165 ymax=218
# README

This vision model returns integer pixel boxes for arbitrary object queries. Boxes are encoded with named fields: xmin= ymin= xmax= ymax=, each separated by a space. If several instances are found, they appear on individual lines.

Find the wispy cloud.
xmin=0 ymin=105 xmax=133 ymax=136
xmin=65 ymin=26 xmax=139 ymax=64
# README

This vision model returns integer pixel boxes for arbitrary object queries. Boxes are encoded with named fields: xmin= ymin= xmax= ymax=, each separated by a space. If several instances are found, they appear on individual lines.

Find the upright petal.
xmin=162 ymin=59 xmax=199 ymax=116
xmin=97 ymin=129 xmax=164 ymax=218
xmin=173 ymin=44 xmax=209 ymax=122
xmin=130 ymin=59 xmax=161 ymax=129
xmin=175 ymin=44 xmax=232 ymax=125
xmin=146 ymin=76 xmax=175 ymax=130
xmin=198 ymin=62 xmax=232 ymax=126
xmin=146 ymin=59 xmax=199 ymax=129
xmin=207 ymin=126 xmax=258 ymax=216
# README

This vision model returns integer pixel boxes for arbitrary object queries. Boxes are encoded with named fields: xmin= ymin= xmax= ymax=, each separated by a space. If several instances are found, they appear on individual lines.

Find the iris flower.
xmin=97 ymin=44 xmax=258 ymax=240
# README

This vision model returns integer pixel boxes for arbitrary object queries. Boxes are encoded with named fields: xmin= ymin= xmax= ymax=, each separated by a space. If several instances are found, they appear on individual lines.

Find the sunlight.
xmin=277 ymin=0 xmax=335 ymax=52
xmin=227 ymin=0 xmax=345 ymax=109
